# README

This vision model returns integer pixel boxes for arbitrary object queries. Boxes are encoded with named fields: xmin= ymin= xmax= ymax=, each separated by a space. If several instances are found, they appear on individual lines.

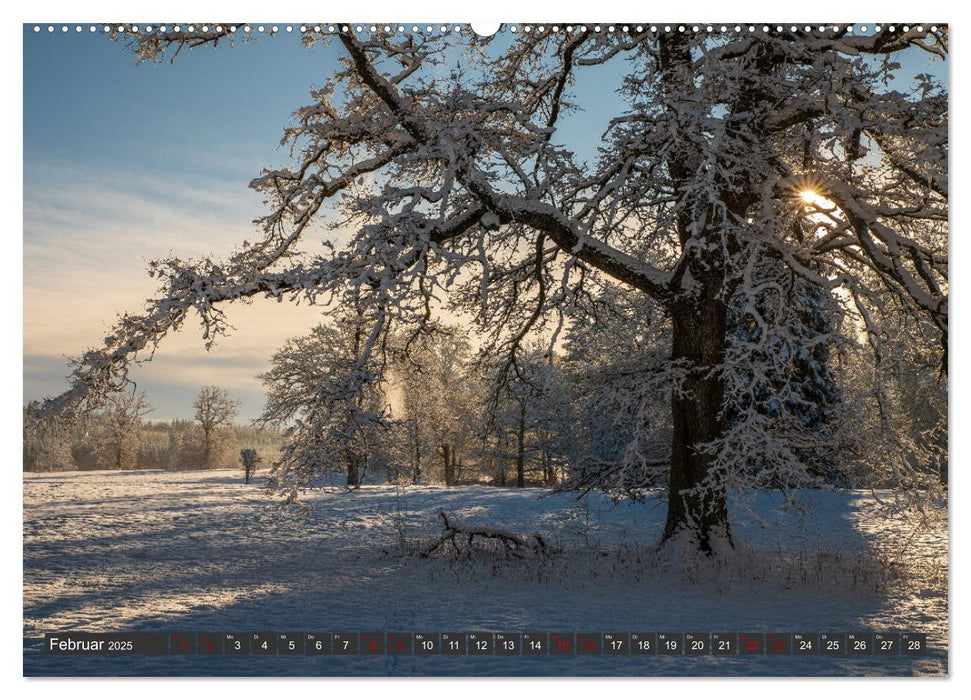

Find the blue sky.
xmin=24 ymin=28 xmax=346 ymax=419
xmin=22 ymin=25 xmax=947 ymax=420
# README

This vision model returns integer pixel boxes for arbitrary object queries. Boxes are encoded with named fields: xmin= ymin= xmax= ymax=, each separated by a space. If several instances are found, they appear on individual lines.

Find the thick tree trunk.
xmin=661 ymin=299 xmax=733 ymax=553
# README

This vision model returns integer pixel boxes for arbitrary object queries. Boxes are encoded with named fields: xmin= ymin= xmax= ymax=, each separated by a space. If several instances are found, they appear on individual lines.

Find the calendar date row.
xmin=44 ymin=631 xmax=927 ymax=656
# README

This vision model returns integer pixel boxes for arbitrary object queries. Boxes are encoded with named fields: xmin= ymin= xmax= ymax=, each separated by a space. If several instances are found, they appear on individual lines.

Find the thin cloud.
xmin=24 ymin=158 xmax=328 ymax=418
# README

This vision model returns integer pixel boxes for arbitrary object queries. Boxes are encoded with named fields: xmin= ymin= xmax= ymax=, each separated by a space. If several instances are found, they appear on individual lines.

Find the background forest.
xmin=25 ymin=302 xmax=946 ymax=497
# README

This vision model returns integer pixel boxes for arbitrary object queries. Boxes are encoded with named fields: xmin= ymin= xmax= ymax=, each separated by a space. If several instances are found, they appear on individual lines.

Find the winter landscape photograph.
xmin=22 ymin=22 xmax=948 ymax=677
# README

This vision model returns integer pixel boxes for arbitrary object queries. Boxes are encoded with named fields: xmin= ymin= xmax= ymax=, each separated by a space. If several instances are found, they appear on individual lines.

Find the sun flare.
xmin=800 ymin=189 xmax=819 ymax=204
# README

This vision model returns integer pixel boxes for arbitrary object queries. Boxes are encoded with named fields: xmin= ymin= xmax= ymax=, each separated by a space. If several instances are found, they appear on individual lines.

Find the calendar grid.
xmin=42 ymin=632 xmax=928 ymax=657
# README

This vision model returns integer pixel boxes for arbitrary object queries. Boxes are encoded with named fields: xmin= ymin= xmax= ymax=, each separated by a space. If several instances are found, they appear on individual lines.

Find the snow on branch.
xmin=337 ymin=32 xmax=675 ymax=300
xmin=419 ymin=510 xmax=548 ymax=559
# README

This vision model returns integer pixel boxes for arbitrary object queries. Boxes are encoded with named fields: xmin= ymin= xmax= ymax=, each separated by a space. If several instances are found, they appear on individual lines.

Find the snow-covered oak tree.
xmin=41 ymin=26 xmax=947 ymax=553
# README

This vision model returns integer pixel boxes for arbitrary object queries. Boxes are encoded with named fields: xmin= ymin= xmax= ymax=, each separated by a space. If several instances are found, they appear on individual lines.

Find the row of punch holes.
xmin=32 ymin=23 xmax=942 ymax=37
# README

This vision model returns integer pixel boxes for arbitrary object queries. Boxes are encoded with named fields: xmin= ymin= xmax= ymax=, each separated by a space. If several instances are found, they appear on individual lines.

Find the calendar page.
xmin=22 ymin=19 xmax=948 ymax=678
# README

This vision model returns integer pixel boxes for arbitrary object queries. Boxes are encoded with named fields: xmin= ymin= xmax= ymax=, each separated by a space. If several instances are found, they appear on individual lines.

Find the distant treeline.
xmin=130 ymin=420 xmax=283 ymax=471
xmin=24 ymin=413 xmax=282 ymax=473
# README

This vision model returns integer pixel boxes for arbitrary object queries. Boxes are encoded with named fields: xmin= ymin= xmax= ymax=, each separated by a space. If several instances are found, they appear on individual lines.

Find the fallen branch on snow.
xmin=420 ymin=510 xmax=548 ymax=559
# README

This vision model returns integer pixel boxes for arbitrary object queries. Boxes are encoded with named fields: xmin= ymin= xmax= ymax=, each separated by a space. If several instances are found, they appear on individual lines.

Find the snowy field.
xmin=23 ymin=469 xmax=947 ymax=676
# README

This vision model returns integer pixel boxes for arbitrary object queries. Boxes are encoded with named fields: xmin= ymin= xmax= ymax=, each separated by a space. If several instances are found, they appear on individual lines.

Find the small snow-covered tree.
xmin=192 ymin=386 xmax=240 ymax=469
xmin=97 ymin=389 xmax=153 ymax=470
xmin=391 ymin=328 xmax=478 ymax=485
xmin=481 ymin=347 xmax=573 ymax=488
xmin=258 ymin=308 xmax=391 ymax=491
xmin=23 ymin=403 xmax=75 ymax=472
xmin=42 ymin=27 xmax=947 ymax=553
xmin=240 ymin=447 xmax=261 ymax=484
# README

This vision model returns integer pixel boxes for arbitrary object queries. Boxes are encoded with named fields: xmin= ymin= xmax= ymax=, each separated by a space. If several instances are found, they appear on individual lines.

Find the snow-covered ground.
xmin=23 ymin=469 xmax=947 ymax=676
